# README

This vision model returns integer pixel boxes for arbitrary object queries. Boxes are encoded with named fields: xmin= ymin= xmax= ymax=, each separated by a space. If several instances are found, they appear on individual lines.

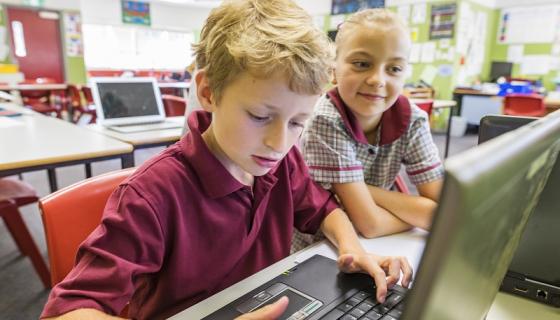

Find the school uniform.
xmin=41 ymin=111 xmax=338 ymax=320
xmin=302 ymin=88 xmax=443 ymax=190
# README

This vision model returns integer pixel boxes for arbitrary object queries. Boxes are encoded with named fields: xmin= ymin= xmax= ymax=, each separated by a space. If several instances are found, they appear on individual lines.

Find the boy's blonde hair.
xmin=193 ymin=0 xmax=334 ymax=103
xmin=335 ymin=9 xmax=410 ymax=55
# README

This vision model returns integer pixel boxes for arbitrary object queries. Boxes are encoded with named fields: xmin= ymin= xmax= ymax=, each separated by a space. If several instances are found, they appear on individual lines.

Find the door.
xmin=7 ymin=7 xmax=65 ymax=82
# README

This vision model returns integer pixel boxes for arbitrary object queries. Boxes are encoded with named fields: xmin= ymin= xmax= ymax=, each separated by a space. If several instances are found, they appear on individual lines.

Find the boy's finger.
xmin=236 ymin=296 xmax=289 ymax=320
xmin=337 ymin=254 xmax=355 ymax=272
xmin=361 ymin=257 xmax=388 ymax=303
xmin=386 ymin=258 xmax=401 ymax=288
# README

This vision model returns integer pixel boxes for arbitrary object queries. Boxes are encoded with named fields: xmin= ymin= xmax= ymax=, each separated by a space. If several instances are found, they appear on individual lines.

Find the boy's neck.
xmin=357 ymin=114 xmax=383 ymax=141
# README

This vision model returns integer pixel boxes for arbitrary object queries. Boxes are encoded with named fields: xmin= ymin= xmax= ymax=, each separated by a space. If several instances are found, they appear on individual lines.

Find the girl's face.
xmin=334 ymin=24 xmax=411 ymax=127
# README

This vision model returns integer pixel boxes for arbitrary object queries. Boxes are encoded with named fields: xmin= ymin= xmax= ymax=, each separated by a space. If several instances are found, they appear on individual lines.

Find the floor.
xmin=0 ymin=132 xmax=478 ymax=319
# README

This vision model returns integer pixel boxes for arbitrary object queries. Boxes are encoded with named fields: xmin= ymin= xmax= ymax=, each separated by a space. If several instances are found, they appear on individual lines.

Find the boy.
xmin=41 ymin=1 xmax=411 ymax=319
xmin=302 ymin=9 xmax=444 ymax=239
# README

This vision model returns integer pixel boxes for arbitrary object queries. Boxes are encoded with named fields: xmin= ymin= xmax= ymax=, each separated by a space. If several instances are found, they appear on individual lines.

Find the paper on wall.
xmin=411 ymin=3 xmax=427 ymax=24
xmin=550 ymin=57 xmax=560 ymax=71
xmin=552 ymin=44 xmax=560 ymax=56
xmin=397 ymin=5 xmax=411 ymax=22
xmin=405 ymin=64 xmax=413 ymax=80
xmin=409 ymin=43 xmax=421 ymax=63
xmin=313 ymin=15 xmax=325 ymax=29
xmin=520 ymin=55 xmax=551 ymax=75
xmin=420 ymin=65 xmax=438 ymax=84
xmin=507 ymin=45 xmax=524 ymax=64
xmin=0 ymin=45 xmax=8 ymax=61
xmin=420 ymin=42 xmax=436 ymax=63
xmin=439 ymin=39 xmax=450 ymax=49
xmin=410 ymin=27 xmax=419 ymax=42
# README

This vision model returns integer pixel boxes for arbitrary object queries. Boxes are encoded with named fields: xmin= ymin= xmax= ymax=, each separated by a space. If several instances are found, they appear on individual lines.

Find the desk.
xmin=545 ymin=97 xmax=560 ymax=114
xmin=86 ymin=117 xmax=184 ymax=165
xmin=0 ymin=83 xmax=68 ymax=91
xmin=410 ymin=99 xmax=457 ymax=158
xmin=0 ymin=104 xmax=134 ymax=192
xmin=171 ymin=230 xmax=560 ymax=319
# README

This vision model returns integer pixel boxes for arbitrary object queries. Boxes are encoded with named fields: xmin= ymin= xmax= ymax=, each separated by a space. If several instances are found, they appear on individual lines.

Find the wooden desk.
xmin=0 ymin=104 xmax=134 ymax=191
xmin=171 ymin=230 xmax=560 ymax=319
xmin=86 ymin=117 xmax=184 ymax=165
xmin=410 ymin=99 xmax=457 ymax=158
xmin=545 ymin=97 xmax=560 ymax=114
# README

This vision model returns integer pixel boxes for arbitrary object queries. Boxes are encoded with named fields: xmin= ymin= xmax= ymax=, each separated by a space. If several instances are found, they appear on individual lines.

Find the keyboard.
xmin=108 ymin=120 xmax=182 ymax=133
xmin=319 ymin=287 xmax=407 ymax=320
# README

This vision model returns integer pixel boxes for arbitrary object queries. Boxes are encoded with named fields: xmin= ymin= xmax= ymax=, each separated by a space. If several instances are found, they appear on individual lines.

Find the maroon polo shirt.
xmin=41 ymin=111 xmax=338 ymax=320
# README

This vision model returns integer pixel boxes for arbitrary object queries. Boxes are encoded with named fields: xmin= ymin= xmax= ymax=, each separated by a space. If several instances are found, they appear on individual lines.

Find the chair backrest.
xmin=66 ymin=84 xmax=83 ymax=110
xmin=161 ymin=94 xmax=187 ymax=117
xmin=394 ymin=174 xmax=410 ymax=194
xmin=503 ymin=93 xmax=546 ymax=117
xmin=81 ymin=85 xmax=94 ymax=104
xmin=414 ymin=99 xmax=434 ymax=118
xmin=38 ymin=168 xmax=135 ymax=286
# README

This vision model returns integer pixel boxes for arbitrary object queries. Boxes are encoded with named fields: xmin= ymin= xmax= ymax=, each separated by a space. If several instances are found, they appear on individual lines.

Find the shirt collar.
xmin=182 ymin=111 xmax=279 ymax=198
xmin=326 ymin=88 xmax=412 ymax=146
xmin=182 ymin=111 xmax=245 ymax=198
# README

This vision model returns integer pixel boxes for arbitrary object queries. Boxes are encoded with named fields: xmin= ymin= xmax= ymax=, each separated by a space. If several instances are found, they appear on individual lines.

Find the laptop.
xmin=90 ymin=77 xmax=182 ymax=133
xmin=479 ymin=115 xmax=560 ymax=308
xmin=202 ymin=111 xmax=560 ymax=320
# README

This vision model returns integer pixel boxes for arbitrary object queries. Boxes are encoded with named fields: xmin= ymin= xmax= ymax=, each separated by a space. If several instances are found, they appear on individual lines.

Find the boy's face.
xmin=197 ymin=71 xmax=318 ymax=185
xmin=334 ymin=24 xmax=410 ymax=125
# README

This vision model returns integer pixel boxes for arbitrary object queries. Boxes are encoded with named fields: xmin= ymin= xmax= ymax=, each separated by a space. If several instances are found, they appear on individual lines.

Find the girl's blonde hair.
xmin=335 ymin=9 xmax=410 ymax=55
xmin=193 ymin=0 xmax=334 ymax=103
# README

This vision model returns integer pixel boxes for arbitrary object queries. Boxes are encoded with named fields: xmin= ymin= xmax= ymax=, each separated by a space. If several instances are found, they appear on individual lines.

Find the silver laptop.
xmin=479 ymin=115 xmax=560 ymax=308
xmin=199 ymin=111 xmax=560 ymax=320
xmin=90 ymin=77 xmax=182 ymax=133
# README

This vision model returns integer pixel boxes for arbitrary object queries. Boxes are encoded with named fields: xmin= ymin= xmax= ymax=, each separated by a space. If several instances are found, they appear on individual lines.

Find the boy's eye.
xmin=289 ymin=120 xmax=305 ymax=129
xmin=248 ymin=112 xmax=270 ymax=122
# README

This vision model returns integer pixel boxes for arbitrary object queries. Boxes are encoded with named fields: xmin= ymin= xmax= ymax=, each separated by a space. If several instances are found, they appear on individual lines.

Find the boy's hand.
xmin=235 ymin=296 xmax=289 ymax=320
xmin=337 ymin=253 xmax=413 ymax=303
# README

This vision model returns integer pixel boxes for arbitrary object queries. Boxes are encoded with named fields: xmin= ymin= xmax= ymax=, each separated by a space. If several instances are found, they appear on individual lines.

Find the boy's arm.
xmin=332 ymin=181 xmax=413 ymax=238
xmin=366 ymin=179 xmax=443 ymax=230
xmin=43 ymin=308 xmax=123 ymax=319
xmin=320 ymin=208 xmax=413 ymax=303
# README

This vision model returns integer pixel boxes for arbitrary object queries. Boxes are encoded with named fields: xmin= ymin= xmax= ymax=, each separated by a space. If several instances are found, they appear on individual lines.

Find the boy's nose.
xmin=264 ymin=124 xmax=289 ymax=154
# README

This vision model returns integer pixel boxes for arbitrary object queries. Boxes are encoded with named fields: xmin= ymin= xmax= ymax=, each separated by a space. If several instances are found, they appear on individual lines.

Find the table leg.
xmin=47 ymin=169 xmax=58 ymax=192
xmin=444 ymin=109 xmax=453 ymax=158
xmin=121 ymin=153 xmax=135 ymax=168
xmin=85 ymin=163 xmax=92 ymax=178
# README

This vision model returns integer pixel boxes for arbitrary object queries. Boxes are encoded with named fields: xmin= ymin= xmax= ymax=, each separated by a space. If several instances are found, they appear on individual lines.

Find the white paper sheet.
xmin=412 ymin=3 xmax=427 ymax=24
xmin=507 ymin=45 xmax=524 ymax=64
xmin=409 ymin=43 xmax=421 ymax=63
xmin=397 ymin=5 xmax=411 ymax=22
xmin=420 ymin=42 xmax=436 ymax=63
xmin=520 ymin=55 xmax=551 ymax=75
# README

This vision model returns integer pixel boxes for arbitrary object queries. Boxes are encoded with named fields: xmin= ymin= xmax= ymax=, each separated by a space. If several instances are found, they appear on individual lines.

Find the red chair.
xmin=161 ymin=94 xmax=187 ymax=117
xmin=19 ymin=77 xmax=65 ymax=118
xmin=38 ymin=168 xmax=135 ymax=287
xmin=394 ymin=174 xmax=410 ymax=194
xmin=0 ymin=178 xmax=50 ymax=288
xmin=81 ymin=85 xmax=94 ymax=106
xmin=414 ymin=99 xmax=434 ymax=119
xmin=503 ymin=93 xmax=546 ymax=117
xmin=67 ymin=84 xmax=96 ymax=124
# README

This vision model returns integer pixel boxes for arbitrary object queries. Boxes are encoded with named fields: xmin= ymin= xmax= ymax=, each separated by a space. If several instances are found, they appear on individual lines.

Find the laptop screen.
xmin=91 ymin=77 xmax=166 ymax=126
xmin=97 ymin=82 xmax=160 ymax=119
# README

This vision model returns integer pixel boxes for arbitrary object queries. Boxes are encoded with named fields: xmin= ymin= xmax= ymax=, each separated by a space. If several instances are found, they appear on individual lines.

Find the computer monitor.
xmin=489 ymin=61 xmax=513 ymax=82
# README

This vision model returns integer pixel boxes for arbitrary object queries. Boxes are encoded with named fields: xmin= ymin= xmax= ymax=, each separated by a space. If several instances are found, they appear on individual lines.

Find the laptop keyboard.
xmin=320 ymin=289 xmax=406 ymax=320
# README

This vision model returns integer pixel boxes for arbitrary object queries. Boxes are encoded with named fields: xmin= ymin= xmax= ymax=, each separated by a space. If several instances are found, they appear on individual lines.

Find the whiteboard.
xmin=497 ymin=5 xmax=560 ymax=44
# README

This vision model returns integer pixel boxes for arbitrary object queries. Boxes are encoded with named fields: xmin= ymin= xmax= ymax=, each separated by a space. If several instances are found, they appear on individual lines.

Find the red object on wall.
xmin=7 ymin=7 xmax=65 ymax=83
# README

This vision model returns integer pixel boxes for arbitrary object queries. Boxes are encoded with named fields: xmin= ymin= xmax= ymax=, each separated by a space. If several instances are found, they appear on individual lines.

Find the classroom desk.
xmin=0 ymin=103 xmax=134 ymax=192
xmin=545 ymin=97 xmax=560 ymax=114
xmin=171 ymin=230 xmax=560 ymax=320
xmin=86 ymin=117 xmax=184 ymax=165
xmin=410 ymin=99 xmax=457 ymax=158
xmin=0 ymin=83 xmax=68 ymax=91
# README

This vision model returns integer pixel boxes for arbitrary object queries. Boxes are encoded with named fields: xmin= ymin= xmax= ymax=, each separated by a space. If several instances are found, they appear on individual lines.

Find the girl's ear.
xmin=195 ymin=69 xmax=214 ymax=112
xmin=331 ymin=68 xmax=338 ymax=85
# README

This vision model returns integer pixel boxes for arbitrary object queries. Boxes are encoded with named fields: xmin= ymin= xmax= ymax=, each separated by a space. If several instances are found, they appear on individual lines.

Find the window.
xmin=82 ymin=24 xmax=194 ymax=70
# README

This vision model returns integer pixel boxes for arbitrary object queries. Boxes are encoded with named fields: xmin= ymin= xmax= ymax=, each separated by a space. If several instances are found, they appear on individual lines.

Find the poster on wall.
xmin=429 ymin=3 xmax=456 ymax=40
xmin=122 ymin=0 xmax=151 ymax=26
xmin=64 ymin=13 xmax=83 ymax=57
xmin=331 ymin=0 xmax=384 ymax=15
xmin=497 ymin=5 xmax=560 ymax=44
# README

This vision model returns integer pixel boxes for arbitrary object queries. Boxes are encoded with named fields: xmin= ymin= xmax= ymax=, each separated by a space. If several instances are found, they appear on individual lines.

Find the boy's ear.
xmin=195 ymin=69 xmax=215 ymax=112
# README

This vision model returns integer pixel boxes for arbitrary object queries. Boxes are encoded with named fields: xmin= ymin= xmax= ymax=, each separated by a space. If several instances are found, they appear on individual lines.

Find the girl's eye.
xmin=389 ymin=66 xmax=403 ymax=74
xmin=352 ymin=61 xmax=370 ymax=69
